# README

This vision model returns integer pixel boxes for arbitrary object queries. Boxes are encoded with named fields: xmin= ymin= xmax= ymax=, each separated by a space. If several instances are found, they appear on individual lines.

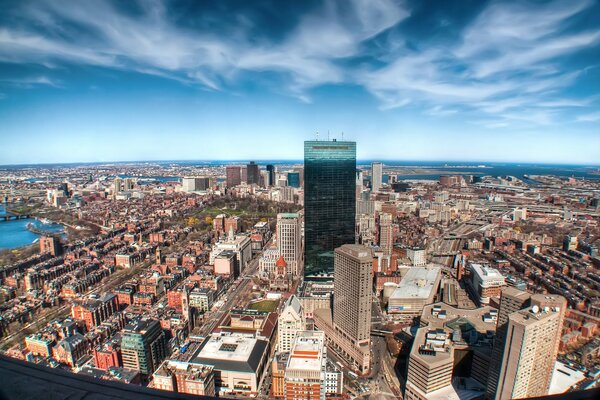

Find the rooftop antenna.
xmin=341 ymin=132 xmax=344 ymax=141
xmin=327 ymin=130 xmax=330 ymax=141
xmin=316 ymin=131 xmax=319 ymax=141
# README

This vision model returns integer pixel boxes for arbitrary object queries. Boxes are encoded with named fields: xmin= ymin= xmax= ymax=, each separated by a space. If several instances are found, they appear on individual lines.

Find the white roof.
xmin=470 ymin=263 xmax=504 ymax=282
xmin=196 ymin=335 xmax=257 ymax=362
xmin=549 ymin=361 xmax=586 ymax=394
xmin=390 ymin=267 xmax=441 ymax=300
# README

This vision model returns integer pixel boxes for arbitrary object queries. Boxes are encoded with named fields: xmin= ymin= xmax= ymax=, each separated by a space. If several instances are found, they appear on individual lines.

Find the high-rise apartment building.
xmin=121 ymin=318 xmax=168 ymax=375
xmin=284 ymin=331 xmax=327 ymax=400
xmin=247 ymin=161 xmax=260 ymax=185
xmin=304 ymin=140 xmax=356 ymax=279
xmin=277 ymin=213 xmax=303 ymax=277
xmin=226 ymin=166 xmax=242 ymax=187
xmin=371 ymin=162 xmax=383 ymax=192
xmin=495 ymin=302 xmax=565 ymax=400
xmin=313 ymin=244 xmax=372 ymax=373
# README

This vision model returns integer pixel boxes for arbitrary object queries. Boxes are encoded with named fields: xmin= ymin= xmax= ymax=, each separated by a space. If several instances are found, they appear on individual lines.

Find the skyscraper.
xmin=247 ymin=161 xmax=260 ymax=185
xmin=304 ymin=140 xmax=356 ymax=279
xmin=371 ymin=162 xmax=382 ymax=192
xmin=226 ymin=166 xmax=241 ymax=187
xmin=277 ymin=213 xmax=303 ymax=277
xmin=487 ymin=287 xmax=532 ymax=396
xmin=313 ymin=244 xmax=372 ymax=374
xmin=495 ymin=301 xmax=565 ymax=400
xmin=266 ymin=164 xmax=276 ymax=186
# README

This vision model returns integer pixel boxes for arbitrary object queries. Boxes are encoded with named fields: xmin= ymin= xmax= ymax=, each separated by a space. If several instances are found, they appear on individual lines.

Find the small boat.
xmin=39 ymin=218 xmax=51 ymax=224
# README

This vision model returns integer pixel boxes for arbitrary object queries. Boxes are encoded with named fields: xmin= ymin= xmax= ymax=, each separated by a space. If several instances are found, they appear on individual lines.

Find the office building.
xmin=314 ymin=245 xmax=372 ymax=373
xmin=468 ymin=264 xmax=506 ymax=305
xmin=121 ymin=318 xmax=168 ymax=375
xmin=284 ymin=331 xmax=327 ymax=400
xmin=304 ymin=140 xmax=356 ymax=279
xmin=495 ymin=302 xmax=565 ymax=400
xmin=247 ymin=161 xmax=260 ymax=185
xmin=406 ymin=248 xmax=426 ymax=267
xmin=278 ymin=296 xmax=306 ymax=353
xmin=182 ymin=177 xmax=210 ymax=192
xmin=287 ymin=172 xmax=300 ymax=188
xmin=226 ymin=166 xmax=242 ymax=187
xmin=266 ymin=164 xmax=276 ymax=186
xmin=277 ymin=213 xmax=303 ymax=277
xmin=371 ymin=162 xmax=383 ymax=192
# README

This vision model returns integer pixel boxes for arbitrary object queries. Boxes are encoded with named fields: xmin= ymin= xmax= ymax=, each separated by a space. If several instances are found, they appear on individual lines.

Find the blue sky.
xmin=0 ymin=0 xmax=599 ymax=165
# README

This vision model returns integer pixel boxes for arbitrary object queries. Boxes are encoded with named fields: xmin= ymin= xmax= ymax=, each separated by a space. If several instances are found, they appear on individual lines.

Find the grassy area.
xmin=247 ymin=299 xmax=279 ymax=312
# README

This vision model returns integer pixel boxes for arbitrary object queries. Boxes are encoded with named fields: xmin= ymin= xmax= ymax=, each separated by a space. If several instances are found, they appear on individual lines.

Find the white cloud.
xmin=576 ymin=111 xmax=600 ymax=122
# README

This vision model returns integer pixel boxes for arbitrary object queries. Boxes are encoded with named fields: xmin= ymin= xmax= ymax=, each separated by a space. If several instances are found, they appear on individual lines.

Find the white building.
xmin=407 ymin=248 xmax=426 ymax=267
xmin=388 ymin=267 xmax=441 ymax=317
xmin=209 ymin=231 xmax=252 ymax=272
xmin=278 ymin=295 xmax=306 ymax=353
xmin=469 ymin=263 xmax=506 ymax=305
xmin=192 ymin=333 xmax=269 ymax=396
xmin=372 ymin=162 xmax=383 ymax=192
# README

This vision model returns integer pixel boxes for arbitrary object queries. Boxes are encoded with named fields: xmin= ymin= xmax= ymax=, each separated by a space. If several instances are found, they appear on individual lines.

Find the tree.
xmin=187 ymin=216 xmax=199 ymax=227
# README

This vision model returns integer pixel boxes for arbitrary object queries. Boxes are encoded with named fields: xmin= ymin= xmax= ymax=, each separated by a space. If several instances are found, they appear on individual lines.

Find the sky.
xmin=0 ymin=0 xmax=599 ymax=165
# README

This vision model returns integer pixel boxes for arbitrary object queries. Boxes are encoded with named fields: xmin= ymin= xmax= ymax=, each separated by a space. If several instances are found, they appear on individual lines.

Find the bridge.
xmin=0 ymin=212 xmax=30 ymax=222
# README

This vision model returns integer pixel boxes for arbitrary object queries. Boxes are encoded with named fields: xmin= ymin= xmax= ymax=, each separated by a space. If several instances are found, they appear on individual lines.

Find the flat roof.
xmin=287 ymin=332 xmax=325 ymax=372
xmin=390 ymin=267 xmax=441 ymax=300
xmin=470 ymin=263 xmax=504 ymax=282
xmin=191 ymin=334 xmax=267 ymax=374
xmin=549 ymin=361 xmax=586 ymax=394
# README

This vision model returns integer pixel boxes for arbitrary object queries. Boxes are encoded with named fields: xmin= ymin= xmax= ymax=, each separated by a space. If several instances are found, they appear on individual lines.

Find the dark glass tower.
xmin=247 ymin=161 xmax=260 ymax=185
xmin=304 ymin=140 xmax=356 ymax=279
xmin=266 ymin=164 xmax=276 ymax=186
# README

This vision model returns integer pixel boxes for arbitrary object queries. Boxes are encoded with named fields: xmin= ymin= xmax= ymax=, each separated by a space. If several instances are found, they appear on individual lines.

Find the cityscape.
xmin=1 ymin=1 xmax=600 ymax=400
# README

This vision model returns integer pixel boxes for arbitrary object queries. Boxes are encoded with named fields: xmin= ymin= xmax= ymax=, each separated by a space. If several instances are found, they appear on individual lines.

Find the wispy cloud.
xmin=0 ymin=0 xmax=597 ymax=128
xmin=576 ymin=111 xmax=600 ymax=122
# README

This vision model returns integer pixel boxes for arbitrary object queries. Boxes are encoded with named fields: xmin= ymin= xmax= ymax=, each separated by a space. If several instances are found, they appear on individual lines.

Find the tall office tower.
xmin=266 ymin=164 xmax=276 ymax=186
xmin=114 ymin=177 xmax=123 ymax=193
xmin=328 ymin=244 xmax=373 ymax=373
xmin=495 ymin=303 xmax=565 ymax=400
xmin=378 ymin=213 xmax=393 ymax=255
xmin=284 ymin=331 xmax=327 ymax=400
xmin=121 ymin=318 xmax=168 ymax=375
xmin=226 ymin=166 xmax=242 ymax=187
xmin=293 ymin=166 xmax=304 ymax=187
xmin=371 ymin=162 xmax=383 ymax=192
xmin=287 ymin=172 xmax=300 ymax=188
xmin=278 ymin=295 xmax=306 ymax=353
xmin=277 ymin=213 xmax=303 ymax=277
xmin=304 ymin=140 xmax=356 ymax=279
xmin=487 ymin=287 xmax=532 ymax=396
xmin=247 ymin=161 xmax=260 ymax=185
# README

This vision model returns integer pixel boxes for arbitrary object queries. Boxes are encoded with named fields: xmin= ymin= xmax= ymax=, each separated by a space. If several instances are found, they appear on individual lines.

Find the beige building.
xmin=277 ymin=213 xmax=303 ymax=277
xmin=405 ymin=303 xmax=497 ymax=400
xmin=278 ymin=295 xmax=306 ymax=353
xmin=496 ymin=301 xmax=565 ymax=400
xmin=314 ymin=244 xmax=372 ymax=374
xmin=487 ymin=287 xmax=532 ymax=396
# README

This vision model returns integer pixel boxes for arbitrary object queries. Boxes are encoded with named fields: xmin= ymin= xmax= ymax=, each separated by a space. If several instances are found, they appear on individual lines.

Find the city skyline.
xmin=1 ymin=0 xmax=599 ymax=165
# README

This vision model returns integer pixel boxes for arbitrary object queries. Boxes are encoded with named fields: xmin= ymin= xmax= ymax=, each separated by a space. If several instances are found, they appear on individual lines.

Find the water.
xmin=0 ymin=205 xmax=65 ymax=250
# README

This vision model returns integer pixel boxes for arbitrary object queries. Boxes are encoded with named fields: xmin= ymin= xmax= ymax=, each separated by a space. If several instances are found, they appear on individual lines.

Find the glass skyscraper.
xmin=304 ymin=140 xmax=356 ymax=279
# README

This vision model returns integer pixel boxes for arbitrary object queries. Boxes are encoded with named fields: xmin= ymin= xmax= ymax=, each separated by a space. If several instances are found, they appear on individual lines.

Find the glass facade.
xmin=287 ymin=172 xmax=300 ymax=188
xmin=304 ymin=140 xmax=356 ymax=279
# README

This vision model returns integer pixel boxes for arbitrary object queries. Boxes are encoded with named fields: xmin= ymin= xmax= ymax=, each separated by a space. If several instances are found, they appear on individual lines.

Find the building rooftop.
xmin=191 ymin=334 xmax=267 ymax=373
xmin=470 ymin=263 xmax=504 ymax=282
xmin=287 ymin=331 xmax=325 ymax=372
xmin=390 ymin=267 xmax=441 ymax=300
